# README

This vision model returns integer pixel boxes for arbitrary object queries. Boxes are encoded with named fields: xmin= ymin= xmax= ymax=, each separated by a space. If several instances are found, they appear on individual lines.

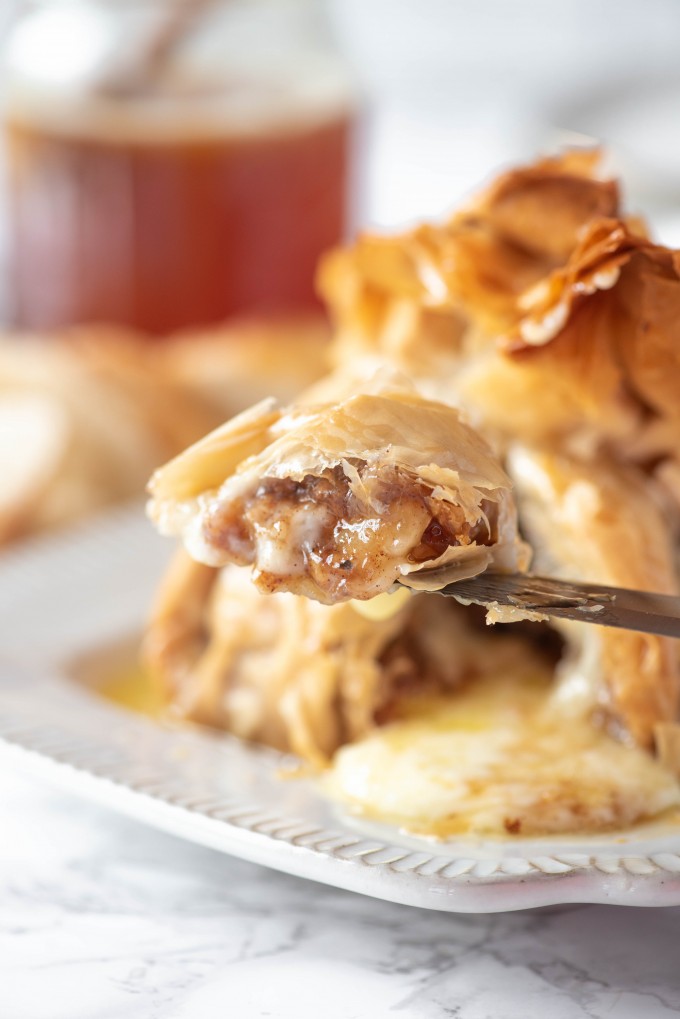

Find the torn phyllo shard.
xmin=508 ymin=446 xmax=680 ymax=747
xmin=453 ymin=214 xmax=680 ymax=456
xmin=147 ymin=388 xmax=530 ymax=605
xmin=460 ymin=148 xmax=620 ymax=262
xmin=507 ymin=217 xmax=658 ymax=351
xmin=500 ymin=218 xmax=680 ymax=437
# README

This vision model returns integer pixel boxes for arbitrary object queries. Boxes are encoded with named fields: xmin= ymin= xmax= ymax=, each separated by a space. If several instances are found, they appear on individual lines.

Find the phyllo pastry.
xmin=148 ymin=386 xmax=529 ymax=604
xmin=143 ymin=550 xmax=517 ymax=767
xmin=318 ymin=150 xmax=620 ymax=378
xmin=457 ymin=216 xmax=680 ymax=457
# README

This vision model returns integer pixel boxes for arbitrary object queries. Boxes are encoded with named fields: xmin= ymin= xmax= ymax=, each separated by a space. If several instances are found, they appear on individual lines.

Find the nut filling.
xmin=203 ymin=463 xmax=497 ymax=603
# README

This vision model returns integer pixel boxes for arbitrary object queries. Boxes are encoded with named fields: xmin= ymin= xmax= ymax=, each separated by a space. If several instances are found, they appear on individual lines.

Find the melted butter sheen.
xmin=100 ymin=665 xmax=165 ymax=718
xmin=325 ymin=668 xmax=680 ymax=837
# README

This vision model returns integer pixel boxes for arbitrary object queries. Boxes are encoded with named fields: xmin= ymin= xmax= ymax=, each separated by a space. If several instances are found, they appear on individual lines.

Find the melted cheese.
xmin=350 ymin=586 xmax=412 ymax=621
xmin=325 ymin=668 xmax=680 ymax=836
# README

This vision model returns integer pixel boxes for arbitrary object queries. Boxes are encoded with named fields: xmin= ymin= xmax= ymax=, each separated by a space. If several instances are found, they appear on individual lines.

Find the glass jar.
xmin=0 ymin=0 xmax=355 ymax=335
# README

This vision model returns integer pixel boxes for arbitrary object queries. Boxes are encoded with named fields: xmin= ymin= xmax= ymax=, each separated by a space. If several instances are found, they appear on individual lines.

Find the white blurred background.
xmin=329 ymin=0 xmax=680 ymax=239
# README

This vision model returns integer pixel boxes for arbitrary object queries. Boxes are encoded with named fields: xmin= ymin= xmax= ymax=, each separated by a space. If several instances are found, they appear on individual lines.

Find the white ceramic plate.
xmin=2 ymin=504 xmax=680 ymax=913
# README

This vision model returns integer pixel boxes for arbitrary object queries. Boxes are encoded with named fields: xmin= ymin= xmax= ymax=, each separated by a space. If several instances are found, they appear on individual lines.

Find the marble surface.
xmin=1 ymin=768 xmax=679 ymax=1019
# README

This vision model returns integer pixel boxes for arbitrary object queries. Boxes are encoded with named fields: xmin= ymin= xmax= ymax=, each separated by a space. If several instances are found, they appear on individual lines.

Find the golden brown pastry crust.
xmin=318 ymin=149 xmax=620 ymax=371
xmin=317 ymin=153 xmax=680 ymax=747
xmin=501 ymin=219 xmax=680 ymax=440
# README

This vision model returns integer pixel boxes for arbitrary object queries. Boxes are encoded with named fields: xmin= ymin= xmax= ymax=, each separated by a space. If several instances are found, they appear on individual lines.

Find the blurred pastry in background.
xmin=0 ymin=315 xmax=330 ymax=545
xmin=159 ymin=315 xmax=331 ymax=421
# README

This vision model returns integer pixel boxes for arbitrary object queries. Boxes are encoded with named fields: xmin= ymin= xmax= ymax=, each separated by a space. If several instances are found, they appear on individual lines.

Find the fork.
xmin=434 ymin=573 xmax=680 ymax=638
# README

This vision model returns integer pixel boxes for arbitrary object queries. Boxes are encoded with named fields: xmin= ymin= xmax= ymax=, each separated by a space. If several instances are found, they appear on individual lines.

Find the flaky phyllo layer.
xmin=146 ymin=150 xmax=680 ymax=835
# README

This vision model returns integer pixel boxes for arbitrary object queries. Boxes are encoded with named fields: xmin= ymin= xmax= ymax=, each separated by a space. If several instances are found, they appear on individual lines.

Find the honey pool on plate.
xmin=101 ymin=662 xmax=165 ymax=718
xmin=96 ymin=652 xmax=680 ymax=840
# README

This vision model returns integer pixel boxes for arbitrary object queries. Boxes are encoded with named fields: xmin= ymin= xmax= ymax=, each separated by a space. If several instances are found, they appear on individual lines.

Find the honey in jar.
xmin=1 ymin=1 xmax=355 ymax=335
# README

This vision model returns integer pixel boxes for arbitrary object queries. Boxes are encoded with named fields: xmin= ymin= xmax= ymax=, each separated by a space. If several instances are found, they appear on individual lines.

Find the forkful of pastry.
xmin=147 ymin=382 xmax=680 ymax=640
xmin=147 ymin=384 xmax=530 ymax=601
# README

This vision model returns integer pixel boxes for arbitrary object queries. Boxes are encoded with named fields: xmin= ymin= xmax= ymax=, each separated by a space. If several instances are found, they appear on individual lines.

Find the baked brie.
xmin=144 ymin=150 xmax=680 ymax=837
